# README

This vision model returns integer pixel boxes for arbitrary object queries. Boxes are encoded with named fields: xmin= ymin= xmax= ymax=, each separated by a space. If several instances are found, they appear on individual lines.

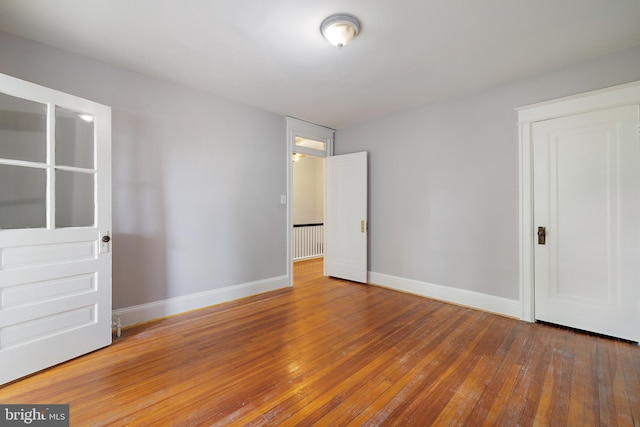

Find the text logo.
xmin=0 ymin=405 xmax=69 ymax=426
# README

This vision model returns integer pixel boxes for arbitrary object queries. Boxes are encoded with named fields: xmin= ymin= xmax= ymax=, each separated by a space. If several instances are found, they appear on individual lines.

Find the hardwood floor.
xmin=1 ymin=257 xmax=639 ymax=426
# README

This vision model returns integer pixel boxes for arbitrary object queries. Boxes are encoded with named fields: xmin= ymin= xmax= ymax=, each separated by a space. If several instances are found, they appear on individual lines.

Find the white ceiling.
xmin=0 ymin=0 xmax=639 ymax=129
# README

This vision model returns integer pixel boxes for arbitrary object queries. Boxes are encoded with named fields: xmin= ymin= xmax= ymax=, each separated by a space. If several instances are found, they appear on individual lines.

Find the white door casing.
xmin=325 ymin=151 xmax=368 ymax=283
xmin=532 ymin=105 xmax=640 ymax=341
xmin=0 ymin=74 xmax=112 ymax=385
xmin=518 ymin=80 xmax=640 ymax=341
xmin=285 ymin=117 xmax=333 ymax=284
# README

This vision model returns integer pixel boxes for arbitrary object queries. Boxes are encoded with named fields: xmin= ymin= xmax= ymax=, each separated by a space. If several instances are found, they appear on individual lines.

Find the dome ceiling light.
xmin=320 ymin=14 xmax=361 ymax=48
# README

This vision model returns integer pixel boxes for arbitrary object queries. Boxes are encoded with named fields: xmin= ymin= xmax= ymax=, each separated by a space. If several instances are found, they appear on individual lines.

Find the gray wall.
xmin=335 ymin=45 xmax=640 ymax=300
xmin=3 ymin=29 xmax=639 ymax=308
xmin=0 ymin=32 xmax=287 ymax=309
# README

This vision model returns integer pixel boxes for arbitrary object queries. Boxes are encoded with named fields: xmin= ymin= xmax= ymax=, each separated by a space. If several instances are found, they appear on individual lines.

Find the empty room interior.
xmin=1 ymin=1 xmax=640 ymax=425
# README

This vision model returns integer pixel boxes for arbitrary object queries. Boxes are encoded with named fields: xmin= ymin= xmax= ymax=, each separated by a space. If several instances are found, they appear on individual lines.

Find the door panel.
xmin=0 ymin=164 xmax=47 ymax=229
xmin=533 ymin=105 xmax=640 ymax=341
xmin=325 ymin=152 xmax=368 ymax=283
xmin=0 ymin=92 xmax=47 ymax=163
xmin=0 ymin=74 xmax=112 ymax=385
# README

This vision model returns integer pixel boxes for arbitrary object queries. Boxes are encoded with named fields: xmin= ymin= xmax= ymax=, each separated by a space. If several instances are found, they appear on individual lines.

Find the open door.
xmin=0 ymin=74 xmax=112 ymax=384
xmin=325 ymin=151 xmax=368 ymax=283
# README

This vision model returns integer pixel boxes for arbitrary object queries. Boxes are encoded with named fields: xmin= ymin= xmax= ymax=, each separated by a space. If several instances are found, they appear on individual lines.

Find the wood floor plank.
xmin=1 ymin=257 xmax=639 ymax=426
xmin=617 ymin=341 xmax=640 ymax=426
xmin=566 ymin=329 xmax=597 ymax=427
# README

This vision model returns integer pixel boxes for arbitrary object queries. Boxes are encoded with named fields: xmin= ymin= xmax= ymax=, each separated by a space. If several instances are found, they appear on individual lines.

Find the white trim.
xmin=285 ymin=117 xmax=334 ymax=286
xmin=369 ymin=272 xmax=520 ymax=318
xmin=0 ymin=73 xmax=108 ymax=113
xmin=113 ymin=275 xmax=289 ymax=327
xmin=285 ymin=117 xmax=335 ymax=141
xmin=517 ymin=80 xmax=640 ymax=323
xmin=518 ymin=120 xmax=535 ymax=322
xmin=517 ymin=80 xmax=640 ymax=122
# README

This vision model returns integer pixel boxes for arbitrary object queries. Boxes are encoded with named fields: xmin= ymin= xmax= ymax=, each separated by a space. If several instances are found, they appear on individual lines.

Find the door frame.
xmin=516 ymin=80 xmax=640 ymax=322
xmin=285 ymin=117 xmax=334 ymax=286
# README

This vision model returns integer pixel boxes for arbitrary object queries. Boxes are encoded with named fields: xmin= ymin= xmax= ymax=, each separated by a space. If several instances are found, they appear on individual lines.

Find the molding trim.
xmin=369 ymin=272 xmax=520 ymax=318
xmin=113 ymin=275 xmax=289 ymax=327
xmin=516 ymin=80 xmax=640 ymax=122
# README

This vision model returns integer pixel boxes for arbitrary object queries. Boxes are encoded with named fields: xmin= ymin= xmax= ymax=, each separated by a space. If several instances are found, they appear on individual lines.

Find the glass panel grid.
xmin=0 ymin=97 xmax=98 ymax=230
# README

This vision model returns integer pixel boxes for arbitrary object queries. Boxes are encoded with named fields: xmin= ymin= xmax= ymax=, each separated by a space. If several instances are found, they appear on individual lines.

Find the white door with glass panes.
xmin=0 ymin=74 xmax=112 ymax=385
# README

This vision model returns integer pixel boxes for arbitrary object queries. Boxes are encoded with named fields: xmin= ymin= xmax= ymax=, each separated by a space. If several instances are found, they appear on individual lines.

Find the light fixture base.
xmin=320 ymin=14 xmax=361 ymax=48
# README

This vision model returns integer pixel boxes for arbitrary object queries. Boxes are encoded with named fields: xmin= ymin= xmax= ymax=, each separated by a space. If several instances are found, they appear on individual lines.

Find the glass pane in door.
xmin=295 ymin=136 xmax=326 ymax=152
xmin=0 ymin=164 xmax=46 ymax=229
xmin=55 ymin=169 xmax=94 ymax=228
xmin=55 ymin=106 xmax=94 ymax=169
xmin=0 ymin=92 xmax=47 ymax=162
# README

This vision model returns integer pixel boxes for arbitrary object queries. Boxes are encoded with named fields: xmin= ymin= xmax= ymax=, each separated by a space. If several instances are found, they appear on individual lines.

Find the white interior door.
xmin=533 ymin=105 xmax=640 ymax=341
xmin=325 ymin=151 xmax=368 ymax=283
xmin=0 ymin=74 xmax=112 ymax=385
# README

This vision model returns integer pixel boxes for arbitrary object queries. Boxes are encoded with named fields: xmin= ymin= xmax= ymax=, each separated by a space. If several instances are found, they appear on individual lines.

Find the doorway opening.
xmin=292 ymin=153 xmax=325 ymax=284
xmin=285 ymin=117 xmax=334 ymax=286
xmin=292 ymin=153 xmax=325 ymax=263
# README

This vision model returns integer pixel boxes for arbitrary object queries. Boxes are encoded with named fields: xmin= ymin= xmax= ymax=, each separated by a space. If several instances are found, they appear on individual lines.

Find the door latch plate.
xmin=537 ymin=226 xmax=546 ymax=245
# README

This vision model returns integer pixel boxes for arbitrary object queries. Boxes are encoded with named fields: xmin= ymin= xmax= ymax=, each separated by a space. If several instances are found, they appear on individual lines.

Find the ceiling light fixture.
xmin=320 ymin=14 xmax=360 ymax=48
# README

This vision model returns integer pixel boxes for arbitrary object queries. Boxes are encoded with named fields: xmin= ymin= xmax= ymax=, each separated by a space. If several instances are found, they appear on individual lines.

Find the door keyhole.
xmin=537 ymin=226 xmax=546 ymax=245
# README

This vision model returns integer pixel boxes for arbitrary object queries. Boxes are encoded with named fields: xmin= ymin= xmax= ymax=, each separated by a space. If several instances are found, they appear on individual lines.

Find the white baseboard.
xmin=113 ymin=275 xmax=290 ymax=327
xmin=369 ymin=272 xmax=521 ymax=318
